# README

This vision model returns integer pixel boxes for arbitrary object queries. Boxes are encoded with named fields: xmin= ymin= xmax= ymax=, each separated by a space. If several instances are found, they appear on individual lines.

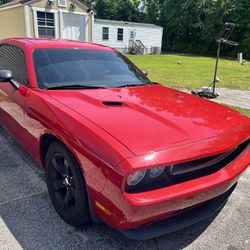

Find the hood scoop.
xmin=102 ymin=101 xmax=124 ymax=107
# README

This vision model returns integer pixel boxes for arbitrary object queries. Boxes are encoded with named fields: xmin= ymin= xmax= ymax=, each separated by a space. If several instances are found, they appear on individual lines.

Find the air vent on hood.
xmin=102 ymin=101 xmax=124 ymax=107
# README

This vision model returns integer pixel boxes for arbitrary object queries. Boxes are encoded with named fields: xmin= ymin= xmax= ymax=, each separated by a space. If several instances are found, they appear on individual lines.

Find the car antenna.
xmin=191 ymin=22 xmax=239 ymax=99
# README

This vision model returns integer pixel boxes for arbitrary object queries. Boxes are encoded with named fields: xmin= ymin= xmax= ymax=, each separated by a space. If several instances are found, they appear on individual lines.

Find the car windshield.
xmin=33 ymin=49 xmax=152 ymax=89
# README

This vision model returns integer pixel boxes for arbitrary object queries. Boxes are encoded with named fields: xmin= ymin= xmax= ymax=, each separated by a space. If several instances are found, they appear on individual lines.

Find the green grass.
xmin=226 ymin=105 xmax=250 ymax=117
xmin=128 ymin=54 xmax=250 ymax=90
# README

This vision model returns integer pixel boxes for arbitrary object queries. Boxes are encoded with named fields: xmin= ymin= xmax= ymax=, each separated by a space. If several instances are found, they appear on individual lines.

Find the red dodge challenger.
xmin=0 ymin=38 xmax=249 ymax=240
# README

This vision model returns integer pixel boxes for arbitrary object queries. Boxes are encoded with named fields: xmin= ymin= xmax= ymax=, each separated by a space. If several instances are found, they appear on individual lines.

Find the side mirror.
xmin=0 ymin=70 xmax=12 ymax=82
xmin=0 ymin=70 xmax=19 ymax=89
xmin=141 ymin=68 xmax=148 ymax=76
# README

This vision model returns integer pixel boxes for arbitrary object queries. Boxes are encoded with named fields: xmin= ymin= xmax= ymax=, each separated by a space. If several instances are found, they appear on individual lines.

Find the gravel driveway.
xmin=0 ymin=126 xmax=249 ymax=250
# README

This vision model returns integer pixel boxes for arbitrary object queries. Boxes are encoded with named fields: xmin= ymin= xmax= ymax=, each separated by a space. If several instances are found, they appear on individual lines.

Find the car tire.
xmin=45 ymin=141 xmax=90 ymax=225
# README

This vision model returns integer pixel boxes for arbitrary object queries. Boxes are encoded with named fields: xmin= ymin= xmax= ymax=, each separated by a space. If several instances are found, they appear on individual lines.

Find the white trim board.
xmin=85 ymin=15 xmax=88 ymax=42
xmin=31 ymin=7 xmax=59 ymax=13
xmin=58 ymin=9 xmax=87 ymax=16
xmin=91 ymin=13 xmax=94 ymax=42
xmin=0 ymin=4 xmax=22 ymax=11
xmin=24 ymin=5 xmax=31 ymax=37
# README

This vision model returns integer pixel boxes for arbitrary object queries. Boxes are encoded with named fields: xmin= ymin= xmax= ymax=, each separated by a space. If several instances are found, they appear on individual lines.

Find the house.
xmin=0 ymin=0 xmax=94 ymax=41
xmin=93 ymin=19 xmax=163 ymax=54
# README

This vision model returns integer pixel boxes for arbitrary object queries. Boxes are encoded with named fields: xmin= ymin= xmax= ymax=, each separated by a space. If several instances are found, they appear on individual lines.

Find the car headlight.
xmin=126 ymin=166 xmax=168 ymax=191
xmin=127 ymin=170 xmax=146 ymax=186
xmin=148 ymin=166 xmax=165 ymax=178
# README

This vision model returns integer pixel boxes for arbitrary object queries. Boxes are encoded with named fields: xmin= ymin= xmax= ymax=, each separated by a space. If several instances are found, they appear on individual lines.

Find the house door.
xmin=61 ymin=13 xmax=85 ymax=41
xmin=128 ymin=29 xmax=136 ymax=47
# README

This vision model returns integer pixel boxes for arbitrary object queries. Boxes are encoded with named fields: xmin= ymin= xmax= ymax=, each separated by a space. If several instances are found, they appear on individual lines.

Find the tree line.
xmin=87 ymin=0 xmax=250 ymax=58
xmin=0 ymin=0 xmax=8 ymax=4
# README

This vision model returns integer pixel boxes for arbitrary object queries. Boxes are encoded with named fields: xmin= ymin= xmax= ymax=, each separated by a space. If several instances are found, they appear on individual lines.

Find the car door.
xmin=0 ymin=44 xmax=30 ymax=146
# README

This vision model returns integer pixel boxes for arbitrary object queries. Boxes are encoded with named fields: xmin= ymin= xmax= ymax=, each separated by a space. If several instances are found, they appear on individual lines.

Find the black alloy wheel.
xmin=45 ymin=142 xmax=89 ymax=225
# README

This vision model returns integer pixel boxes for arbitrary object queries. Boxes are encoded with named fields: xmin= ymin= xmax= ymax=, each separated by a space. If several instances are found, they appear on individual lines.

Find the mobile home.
xmin=93 ymin=19 xmax=163 ymax=54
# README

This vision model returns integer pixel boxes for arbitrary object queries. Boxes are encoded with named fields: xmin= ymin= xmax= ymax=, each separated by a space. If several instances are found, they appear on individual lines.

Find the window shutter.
xmin=58 ymin=0 xmax=67 ymax=7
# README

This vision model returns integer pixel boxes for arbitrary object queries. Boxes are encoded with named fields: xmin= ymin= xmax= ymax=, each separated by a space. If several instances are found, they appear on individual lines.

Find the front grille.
xmin=170 ymin=149 xmax=236 ymax=176
xmin=126 ymin=139 xmax=250 ymax=193
xmin=169 ymin=139 xmax=250 ymax=184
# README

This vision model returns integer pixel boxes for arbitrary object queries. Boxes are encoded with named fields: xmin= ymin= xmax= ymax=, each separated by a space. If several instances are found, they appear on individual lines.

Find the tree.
xmin=226 ymin=0 xmax=250 ymax=57
xmin=0 ymin=0 xmax=9 ymax=4
xmin=141 ymin=0 xmax=160 ymax=23
xmin=141 ymin=0 xmax=250 ymax=58
xmin=86 ymin=0 xmax=142 ymax=21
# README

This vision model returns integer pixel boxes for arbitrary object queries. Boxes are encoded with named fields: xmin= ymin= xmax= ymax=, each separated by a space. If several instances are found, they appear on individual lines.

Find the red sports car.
xmin=0 ymin=38 xmax=249 ymax=240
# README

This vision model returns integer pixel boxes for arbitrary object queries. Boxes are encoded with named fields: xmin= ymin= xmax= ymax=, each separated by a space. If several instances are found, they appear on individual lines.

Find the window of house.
xmin=102 ymin=27 xmax=109 ymax=40
xmin=130 ymin=30 xmax=135 ymax=40
xmin=37 ymin=11 xmax=55 ymax=38
xmin=0 ymin=44 xmax=28 ymax=86
xmin=117 ymin=28 xmax=124 ymax=41
xmin=58 ymin=0 xmax=67 ymax=7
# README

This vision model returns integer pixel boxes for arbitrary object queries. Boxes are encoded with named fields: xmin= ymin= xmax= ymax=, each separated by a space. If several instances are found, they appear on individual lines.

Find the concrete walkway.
xmin=183 ymin=88 xmax=250 ymax=109
xmin=214 ymin=88 xmax=250 ymax=109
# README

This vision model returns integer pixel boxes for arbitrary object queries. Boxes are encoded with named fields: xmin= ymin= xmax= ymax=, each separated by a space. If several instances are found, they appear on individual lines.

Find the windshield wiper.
xmin=116 ymin=83 xmax=151 ymax=88
xmin=46 ymin=85 xmax=106 ymax=90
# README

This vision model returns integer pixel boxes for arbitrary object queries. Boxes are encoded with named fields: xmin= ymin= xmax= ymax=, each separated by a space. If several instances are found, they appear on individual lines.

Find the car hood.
xmin=48 ymin=84 xmax=250 ymax=156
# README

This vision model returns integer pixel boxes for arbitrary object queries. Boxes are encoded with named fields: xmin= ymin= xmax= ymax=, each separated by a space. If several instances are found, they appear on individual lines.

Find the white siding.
xmin=93 ymin=20 xmax=163 ymax=54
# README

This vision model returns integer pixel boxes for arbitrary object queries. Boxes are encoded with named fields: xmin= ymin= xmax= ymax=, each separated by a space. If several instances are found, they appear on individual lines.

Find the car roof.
xmin=1 ymin=38 xmax=116 ymax=52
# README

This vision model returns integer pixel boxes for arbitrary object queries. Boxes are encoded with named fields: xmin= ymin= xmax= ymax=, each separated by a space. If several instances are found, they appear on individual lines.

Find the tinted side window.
xmin=0 ymin=44 xmax=28 ymax=86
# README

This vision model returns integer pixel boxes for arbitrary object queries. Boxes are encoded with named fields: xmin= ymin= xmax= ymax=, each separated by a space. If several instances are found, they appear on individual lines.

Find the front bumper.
xmin=120 ymin=183 xmax=237 ymax=240
xmin=94 ymin=144 xmax=250 ymax=231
